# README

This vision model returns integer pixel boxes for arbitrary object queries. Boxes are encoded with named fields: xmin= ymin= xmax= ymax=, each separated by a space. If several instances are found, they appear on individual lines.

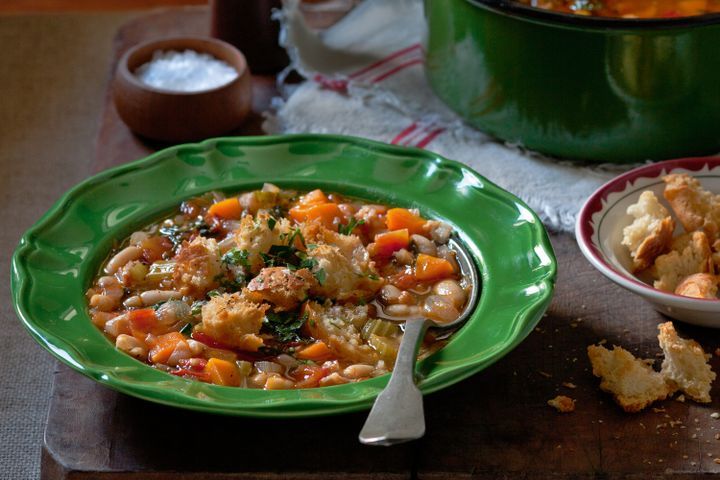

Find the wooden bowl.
xmin=113 ymin=36 xmax=252 ymax=142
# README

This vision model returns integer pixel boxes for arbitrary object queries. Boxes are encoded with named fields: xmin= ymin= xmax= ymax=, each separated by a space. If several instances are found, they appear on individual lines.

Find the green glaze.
xmin=11 ymin=135 xmax=556 ymax=417
xmin=424 ymin=0 xmax=720 ymax=163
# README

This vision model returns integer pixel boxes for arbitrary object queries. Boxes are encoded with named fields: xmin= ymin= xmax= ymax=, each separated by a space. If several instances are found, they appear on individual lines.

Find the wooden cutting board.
xmin=41 ymin=7 xmax=720 ymax=479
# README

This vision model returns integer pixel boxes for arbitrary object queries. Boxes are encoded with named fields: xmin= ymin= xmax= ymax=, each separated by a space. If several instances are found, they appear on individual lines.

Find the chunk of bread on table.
xmin=658 ymin=322 xmax=716 ymax=403
xmin=621 ymin=191 xmax=675 ymax=272
xmin=653 ymin=231 xmax=714 ymax=292
xmin=663 ymin=173 xmax=720 ymax=241
xmin=587 ymin=344 xmax=673 ymax=413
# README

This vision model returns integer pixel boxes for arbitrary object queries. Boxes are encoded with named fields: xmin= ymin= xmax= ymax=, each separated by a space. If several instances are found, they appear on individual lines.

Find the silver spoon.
xmin=358 ymin=236 xmax=480 ymax=446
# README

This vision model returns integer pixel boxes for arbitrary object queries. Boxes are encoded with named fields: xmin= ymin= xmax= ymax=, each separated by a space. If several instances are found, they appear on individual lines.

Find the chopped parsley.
xmin=314 ymin=268 xmax=327 ymax=285
xmin=267 ymin=217 xmax=277 ymax=231
xmin=263 ymin=311 xmax=308 ymax=343
xmin=222 ymin=248 xmax=250 ymax=267
xmin=338 ymin=218 xmax=365 ymax=235
xmin=179 ymin=323 xmax=193 ymax=336
xmin=159 ymin=218 xmax=209 ymax=248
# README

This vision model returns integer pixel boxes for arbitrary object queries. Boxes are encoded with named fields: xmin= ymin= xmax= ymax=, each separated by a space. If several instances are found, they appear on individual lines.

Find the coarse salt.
xmin=135 ymin=49 xmax=238 ymax=92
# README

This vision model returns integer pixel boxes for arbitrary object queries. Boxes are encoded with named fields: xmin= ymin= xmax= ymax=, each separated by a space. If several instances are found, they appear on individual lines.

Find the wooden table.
xmin=41 ymin=7 xmax=720 ymax=479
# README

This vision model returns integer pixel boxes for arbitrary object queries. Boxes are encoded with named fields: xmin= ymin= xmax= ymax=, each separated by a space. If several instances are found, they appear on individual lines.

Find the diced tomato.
xmin=170 ymin=368 xmax=210 ymax=382
xmin=291 ymin=364 xmax=327 ymax=389
xmin=141 ymin=236 xmax=173 ymax=263
xmin=389 ymin=268 xmax=420 ymax=291
xmin=128 ymin=308 xmax=158 ymax=335
xmin=191 ymin=331 xmax=235 ymax=351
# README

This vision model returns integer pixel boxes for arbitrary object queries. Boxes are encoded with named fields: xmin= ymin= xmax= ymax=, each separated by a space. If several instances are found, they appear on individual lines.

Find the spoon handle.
xmin=358 ymin=317 xmax=431 ymax=446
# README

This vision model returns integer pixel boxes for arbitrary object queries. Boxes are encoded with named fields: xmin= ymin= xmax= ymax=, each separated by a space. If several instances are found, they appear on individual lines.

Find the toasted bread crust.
xmin=588 ymin=344 xmax=673 ymax=413
xmin=658 ymin=322 xmax=716 ymax=403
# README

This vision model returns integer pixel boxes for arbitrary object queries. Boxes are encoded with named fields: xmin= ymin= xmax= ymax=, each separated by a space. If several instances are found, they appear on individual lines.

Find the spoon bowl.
xmin=358 ymin=236 xmax=480 ymax=446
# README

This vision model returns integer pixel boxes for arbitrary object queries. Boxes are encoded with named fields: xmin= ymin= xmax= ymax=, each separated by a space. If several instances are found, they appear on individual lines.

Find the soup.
xmin=86 ymin=184 xmax=472 ymax=389
xmin=516 ymin=0 xmax=720 ymax=18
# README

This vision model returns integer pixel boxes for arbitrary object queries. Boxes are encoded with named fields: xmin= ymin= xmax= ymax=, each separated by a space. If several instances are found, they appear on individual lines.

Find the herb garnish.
xmin=338 ymin=218 xmax=365 ymax=235
xmin=263 ymin=311 xmax=308 ymax=343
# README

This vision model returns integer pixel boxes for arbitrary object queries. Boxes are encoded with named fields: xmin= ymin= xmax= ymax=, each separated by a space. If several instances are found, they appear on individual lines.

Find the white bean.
xmin=343 ymin=364 xmax=375 ymax=379
xmin=98 ymin=276 xmax=124 ymax=299
xmin=129 ymin=231 xmax=150 ymax=246
xmin=433 ymin=279 xmax=467 ymax=309
xmin=265 ymin=376 xmax=295 ymax=390
xmin=384 ymin=304 xmax=421 ymax=317
xmin=104 ymin=246 xmax=143 ymax=275
xmin=423 ymin=295 xmax=460 ymax=323
xmin=380 ymin=285 xmax=403 ymax=304
xmin=187 ymin=339 xmax=205 ymax=356
xmin=319 ymin=372 xmax=349 ymax=387
xmin=140 ymin=289 xmax=181 ymax=306
xmin=411 ymin=234 xmax=437 ymax=256
xmin=123 ymin=295 xmax=143 ymax=308
xmin=104 ymin=314 xmax=128 ymax=337
xmin=115 ymin=334 xmax=147 ymax=359
xmin=90 ymin=294 xmax=117 ymax=312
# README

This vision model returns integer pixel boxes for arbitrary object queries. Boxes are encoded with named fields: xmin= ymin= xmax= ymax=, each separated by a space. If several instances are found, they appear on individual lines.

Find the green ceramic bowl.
xmin=11 ymin=134 xmax=556 ymax=417
xmin=425 ymin=0 xmax=720 ymax=163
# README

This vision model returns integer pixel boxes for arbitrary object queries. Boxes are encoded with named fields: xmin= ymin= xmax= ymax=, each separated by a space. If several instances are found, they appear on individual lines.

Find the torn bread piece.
xmin=674 ymin=273 xmax=719 ymax=299
xmin=653 ymin=231 xmax=714 ymax=292
xmin=622 ymin=191 xmax=675 ymax=272
xmin=658 ymin=322 xmax=716 ymax=403
xmin=588 ymin=344 xmax=673 ymax=412
xmin=663 ymin=173 xmax=720 ymax=241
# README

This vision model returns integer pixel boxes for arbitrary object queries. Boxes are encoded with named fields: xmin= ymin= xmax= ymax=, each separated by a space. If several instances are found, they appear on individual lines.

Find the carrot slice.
xmin=148 ymin=332 xmax=185 ymax=364
xmin=372 ymin=229 xmax=410 ymax=258
xmin=289 ymin=202 xmax=341 ymax=229
xmin=386 ymin=208 xmax=426 ymax=235
xmin=296 ymin=341 xmax=333 ymax=361
xmin=415 ymin=253 xmax=455 ymax=281
xmin=296 ymin=189 xmax=329 ymax=206
xmin=204 ymin=357 xmax=241 ymax=387
xmin=207 ymin=197 xmax=242 ymax=219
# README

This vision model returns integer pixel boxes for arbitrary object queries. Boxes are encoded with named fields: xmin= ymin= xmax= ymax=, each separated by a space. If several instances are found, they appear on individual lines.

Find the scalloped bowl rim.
xmin=11 ymin=134 xmax=556 ymax=417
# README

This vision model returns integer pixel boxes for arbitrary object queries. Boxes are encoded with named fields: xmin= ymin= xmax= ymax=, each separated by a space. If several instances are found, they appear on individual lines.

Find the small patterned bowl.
xmin=576 ymin=156 xmax=720 ymax=327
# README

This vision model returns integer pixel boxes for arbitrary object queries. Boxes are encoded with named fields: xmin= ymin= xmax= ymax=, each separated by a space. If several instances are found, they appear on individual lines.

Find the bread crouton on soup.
xmin=658 ymin=322 xmax=716 ymax=403
xmin=172 ymin=236 xmax=222 ymax=297
xmin=234 ymin=212 xmax=292 ymax=274
xmin=663 ymin=173 xmax=720 ymax=241
xmin=199 ymin=292 xmax=269 ymax=351
xmin=652 ymin=231 xmax=714 ymax=292
xmin=621 ymin=191 xmax=675 ymax=272
xmin=245 ymin=266 xmax=316 ymax=311
xmin=587 ymin=344 xmax=673 ymax=412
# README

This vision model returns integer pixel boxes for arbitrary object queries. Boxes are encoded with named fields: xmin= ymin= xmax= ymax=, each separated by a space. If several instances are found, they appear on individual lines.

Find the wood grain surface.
xmin=42 ymin=7 xmax=720 ymax=480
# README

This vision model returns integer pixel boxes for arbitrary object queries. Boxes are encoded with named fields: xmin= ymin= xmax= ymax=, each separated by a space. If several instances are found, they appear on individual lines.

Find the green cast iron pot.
xmin=424 ymin=0 xmax=720 ymax=163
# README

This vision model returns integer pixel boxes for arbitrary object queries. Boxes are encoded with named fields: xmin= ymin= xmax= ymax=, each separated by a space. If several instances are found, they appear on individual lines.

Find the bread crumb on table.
xmin=587 ymin=322 xmax=716 ymax=412
xmin=548 ymin=395 xmax=575 ymax=413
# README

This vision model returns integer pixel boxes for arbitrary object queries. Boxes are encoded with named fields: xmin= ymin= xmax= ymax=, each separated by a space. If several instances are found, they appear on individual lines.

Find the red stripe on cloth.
xmin=313 ymin=74 xmax=348 ymax=93
xmin=372 ymin=58 xmax=423 ymax=83
xmin=390 ymin=122 xmax=418 ymax=144
xmin=415 ymin=128 xmax=445 ymax=149
xmin=348 ymin=43 xmax=421 ymax=79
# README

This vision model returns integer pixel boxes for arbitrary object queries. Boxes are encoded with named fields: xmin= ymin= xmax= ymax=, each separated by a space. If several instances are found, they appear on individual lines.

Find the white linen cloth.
xmin=265 ymin=0 xmax=633 ymax=232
